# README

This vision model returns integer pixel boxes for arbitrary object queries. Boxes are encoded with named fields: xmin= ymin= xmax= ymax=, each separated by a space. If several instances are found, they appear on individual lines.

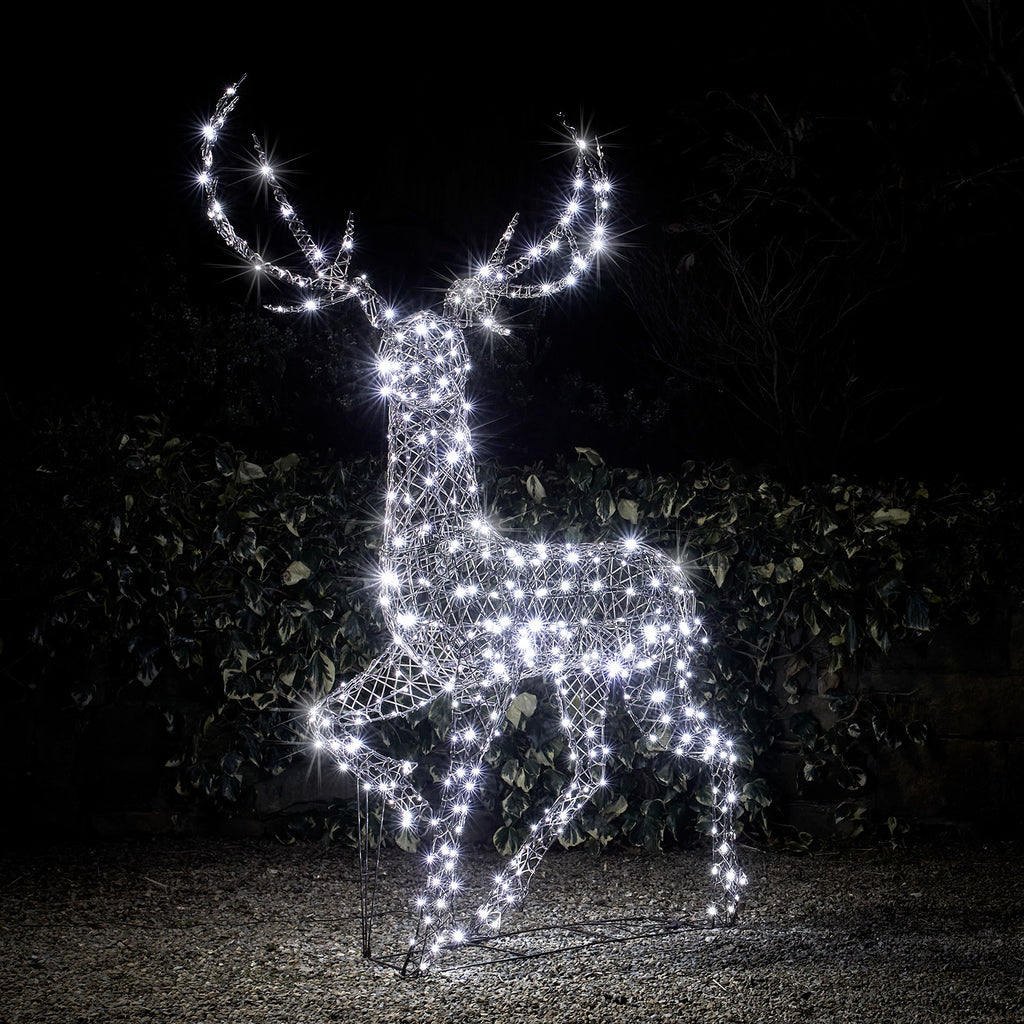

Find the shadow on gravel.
xmin=1 ymin=836 xmax=1021 ymax=1023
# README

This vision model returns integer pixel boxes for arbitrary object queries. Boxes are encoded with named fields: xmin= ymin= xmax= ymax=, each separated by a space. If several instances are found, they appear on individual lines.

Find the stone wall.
xmin=769 ymin=602 xmax=1023 ymax=837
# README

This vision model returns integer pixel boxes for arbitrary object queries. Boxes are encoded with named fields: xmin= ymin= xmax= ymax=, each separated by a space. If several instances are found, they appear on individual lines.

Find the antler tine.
xmin=249 ymin=134 xmax=355 ymax=285
xmin=487 ymin=214 xmax=520 ymax=268
xmin=333 ymin=212 xmax=358 ymax=281
xmin=504 ymin=126 xmax=610 ymax=295
xmin=199 ymin=80 xmax=386 ymax=324
xmin=444 ymin=121 xmax=611 ymax=329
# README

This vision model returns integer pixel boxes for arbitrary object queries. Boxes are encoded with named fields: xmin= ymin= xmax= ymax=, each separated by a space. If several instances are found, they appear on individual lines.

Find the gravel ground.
xmin=1 ymin=835 xmax=1020 ymax=1023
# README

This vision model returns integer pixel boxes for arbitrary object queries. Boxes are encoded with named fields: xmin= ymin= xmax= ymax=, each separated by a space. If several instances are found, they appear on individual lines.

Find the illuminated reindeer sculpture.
xmin=200 ymin=79 xmax=747 ymax=974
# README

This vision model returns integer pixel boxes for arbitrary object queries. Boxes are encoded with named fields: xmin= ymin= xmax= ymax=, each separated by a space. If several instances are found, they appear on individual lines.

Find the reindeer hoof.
xmin=475 ymin=906 xmax=503 ymax=934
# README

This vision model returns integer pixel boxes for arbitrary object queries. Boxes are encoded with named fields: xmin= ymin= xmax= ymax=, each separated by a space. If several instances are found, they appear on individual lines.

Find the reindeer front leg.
xmin=628 ymin=667 xmax=748 ymax=922
xmin=309 ymin=645 xmax=431 ymax=830
xmin=403 ymin=673 xmax=516 ymax=975
xmin=476 ymin=765 xmax=608 ymax=934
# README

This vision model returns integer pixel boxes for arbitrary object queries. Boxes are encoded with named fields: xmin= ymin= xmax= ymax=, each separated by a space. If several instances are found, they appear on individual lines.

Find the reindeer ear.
xmin=199 ymin=79 xmax=386 ymax=327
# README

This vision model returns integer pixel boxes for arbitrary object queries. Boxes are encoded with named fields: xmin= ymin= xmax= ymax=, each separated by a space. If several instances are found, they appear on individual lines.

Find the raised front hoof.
xmin=382 ymin=774 xmax=429 ymax=834
xmin=385 ymin=792 xmax=428 ymax=833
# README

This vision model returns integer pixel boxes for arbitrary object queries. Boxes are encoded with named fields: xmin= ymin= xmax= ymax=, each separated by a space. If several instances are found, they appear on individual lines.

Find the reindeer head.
xmin=198 ymin=77 xmax=611 ymax=351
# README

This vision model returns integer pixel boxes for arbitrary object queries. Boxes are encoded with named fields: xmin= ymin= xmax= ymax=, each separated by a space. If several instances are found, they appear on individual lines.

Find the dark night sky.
xmin=17 ymin=4 xmax=1023 ymax=482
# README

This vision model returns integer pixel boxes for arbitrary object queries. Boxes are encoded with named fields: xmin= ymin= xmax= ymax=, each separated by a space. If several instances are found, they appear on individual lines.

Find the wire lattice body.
xmin=199 ymin=78 xmax=748 ymax=975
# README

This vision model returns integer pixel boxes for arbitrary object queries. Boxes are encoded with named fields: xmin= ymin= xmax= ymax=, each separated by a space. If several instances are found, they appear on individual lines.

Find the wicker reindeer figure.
xmin=199 ymin=78 xmax=746 ymax=974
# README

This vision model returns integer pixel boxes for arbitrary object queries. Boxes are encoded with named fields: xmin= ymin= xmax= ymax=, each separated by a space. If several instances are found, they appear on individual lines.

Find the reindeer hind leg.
xmin=628 ymin=664 xmax=748 ymax=922
xmin=476 ymin=674 xmax=609 ymax=934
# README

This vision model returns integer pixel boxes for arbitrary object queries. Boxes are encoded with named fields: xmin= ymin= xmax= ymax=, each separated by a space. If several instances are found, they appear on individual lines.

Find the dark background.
xmin=10 ymin=2 xmax=1023 ymax=482
xmin=1 ymin=2 xmax=1021 ymax=850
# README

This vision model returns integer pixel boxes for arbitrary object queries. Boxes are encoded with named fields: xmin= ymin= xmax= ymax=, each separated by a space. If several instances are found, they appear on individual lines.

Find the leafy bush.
xmin=481 ymin=451 xmax=1021 ymax=844
xmin=24 ymin=416 xmax=1022 ymax=845
xmin=29 ymin=414 xmax=384 ymax=813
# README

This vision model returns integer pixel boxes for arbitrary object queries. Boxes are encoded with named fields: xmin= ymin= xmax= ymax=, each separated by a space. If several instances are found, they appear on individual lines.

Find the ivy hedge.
xmin=22 ymin=413 xmax=1022 ymax=848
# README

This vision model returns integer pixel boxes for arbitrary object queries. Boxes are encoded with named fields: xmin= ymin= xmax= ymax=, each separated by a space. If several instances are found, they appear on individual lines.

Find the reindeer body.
xmin=377 ymin=312 xmax=696 ymax=690
xmin=199 ymin=80 xmax=747 ymax=974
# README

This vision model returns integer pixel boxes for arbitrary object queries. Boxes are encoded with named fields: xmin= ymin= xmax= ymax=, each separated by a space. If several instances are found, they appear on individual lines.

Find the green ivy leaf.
xmin=493 ymin=825 xmax=527 ymax=856
xmin=617 ymin=498 xmax=639 ymax=524
xmin=501 ymin=788 xmax=531 ymax=822
xmin=568 ymin=461 xmax=592 ymax=489
xmin=639 ymin=800 xmax=666 ymax=853
xmin=169 ymin=634 xmax=195 ymax=669
xmin=872 ymin=507 xmax=910 ymax=526
xmin=236 ymin=460 xmax=266 ymax=483
xmin=557 ymin=819 xmax=588 ymax=849
xmin=506 ymin=691 xmax=538 ymax=729
xmin=905 ymin=592 xmax=930 ymax=631
xmin=708 ymin=551 xmax=731 ymax=588
xmin=575 ymin=446 xmax=604 ymax=466
xmin=525 ymin=474 xmax=546 ymax=502
xmin=427 ymin=695 xmax=452 ymax=736
xmin=240 ymin=576 xmax=268 ymax=615
xmin=500 ymin=757 xmax=524 ymax=788
xmin=282 ymin=561 xmax=311 ymax=586
xmin=307 ymin=651 xmax=336 ymax=691
xmin=272 ymin=453 xmax=301 ymax=477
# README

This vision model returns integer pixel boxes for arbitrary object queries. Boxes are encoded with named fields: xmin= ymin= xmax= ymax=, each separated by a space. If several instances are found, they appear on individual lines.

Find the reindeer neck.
xmin=378 ymin=311 xmax=484 ymax=549
xmin=383 ymin=399 xmax=483 ymax=546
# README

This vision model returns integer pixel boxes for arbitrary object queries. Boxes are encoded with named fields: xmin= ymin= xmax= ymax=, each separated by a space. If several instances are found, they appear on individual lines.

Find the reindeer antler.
xmin=200 ymin=80 xmax=609 ymax=333
xmin=444 ymin=122 xmax=612 ymax=331
xmin=198 ymin=78 xmax=389 ymax=326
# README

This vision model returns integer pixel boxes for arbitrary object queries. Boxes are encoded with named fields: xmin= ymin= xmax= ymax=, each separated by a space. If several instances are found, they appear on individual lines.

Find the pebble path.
xmin=1 ymin=836 xmax=1020 ymax=1023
